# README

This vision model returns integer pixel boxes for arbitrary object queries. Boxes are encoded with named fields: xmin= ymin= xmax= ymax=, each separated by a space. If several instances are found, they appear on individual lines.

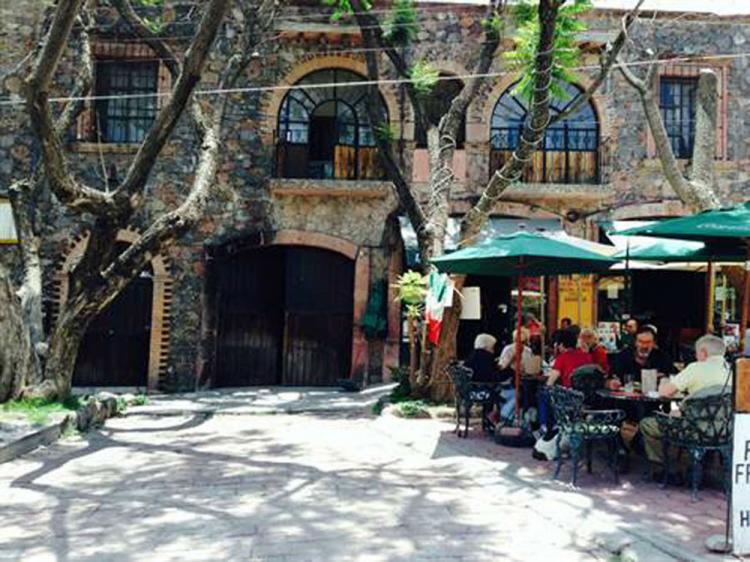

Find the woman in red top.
xmin=546 ymin=330 xmax=593 ymax=387
xmin=578 ymin=327 xmax=609 ymax=374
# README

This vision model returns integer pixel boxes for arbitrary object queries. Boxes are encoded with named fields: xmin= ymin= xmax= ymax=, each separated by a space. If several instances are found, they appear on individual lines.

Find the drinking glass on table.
xmin=623 ymin=373 xmax=634 ymax=393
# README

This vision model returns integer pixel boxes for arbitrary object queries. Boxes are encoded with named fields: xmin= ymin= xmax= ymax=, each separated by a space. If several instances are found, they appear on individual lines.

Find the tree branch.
xmin=114 ymin=0 xmax=231 ymax=202
xmin=24 ymin=0 xmax=115 ymax=214
xmin=349 ymin=0 xmax=428 ymax=135
xmin=550 ymin=0 xmax=644 ymax=126
xmin=350 ymin=0 xmax=427 ymax=248
xmin=461 ymin=0 xmax=561 ymax=241
xmin=690 ymin=69 xmax=720 ymax=195
xmin=110 ymin=0 xmax=182 ymax=78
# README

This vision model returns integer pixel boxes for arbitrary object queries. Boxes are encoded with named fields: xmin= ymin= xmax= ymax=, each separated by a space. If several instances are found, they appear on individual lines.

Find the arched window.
xmin=490 ymin=80 xmax=599 ymax=184
xmin=276 ymin=68 xmax=386 ymax=180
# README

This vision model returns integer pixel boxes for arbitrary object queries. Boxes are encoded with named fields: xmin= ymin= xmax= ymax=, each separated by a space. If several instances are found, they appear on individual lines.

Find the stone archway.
xmin=55 ymin=229 xmax=172 ymax=390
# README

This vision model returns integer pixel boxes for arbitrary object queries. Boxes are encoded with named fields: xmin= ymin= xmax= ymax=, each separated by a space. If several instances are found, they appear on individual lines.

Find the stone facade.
xmin=1 ymin=2 xmax=750 ymax=390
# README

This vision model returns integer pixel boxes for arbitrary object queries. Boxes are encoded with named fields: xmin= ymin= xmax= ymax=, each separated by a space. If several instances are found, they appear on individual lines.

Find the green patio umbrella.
xmin=432 ymin=231 xmax=618 ymax=422
xmin=618 ymin=202 xmax=750 ymax=244
xmin=613 ymin=238 xmax=745 ymax=263
xmin=618 ymin=202 xmax=750 ymax=351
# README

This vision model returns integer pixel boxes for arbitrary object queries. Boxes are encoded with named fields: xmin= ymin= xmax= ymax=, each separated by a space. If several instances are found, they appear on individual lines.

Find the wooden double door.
xmin=73 ymin=274 xmax=153 ymax=387
xmin=214 ymin=246 xmax=354 ymax=387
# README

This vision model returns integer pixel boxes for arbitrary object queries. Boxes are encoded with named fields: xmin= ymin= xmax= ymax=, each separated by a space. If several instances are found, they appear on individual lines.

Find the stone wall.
xmin=1 ymin=1 xmax=750 ymax=389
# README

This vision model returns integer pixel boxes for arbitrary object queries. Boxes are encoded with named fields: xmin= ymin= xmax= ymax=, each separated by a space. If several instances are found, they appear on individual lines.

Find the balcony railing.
xmin=274 ymin=142 xmax=384 ymax=180
xmin=490 ymin=126 xmax=600 ymax=184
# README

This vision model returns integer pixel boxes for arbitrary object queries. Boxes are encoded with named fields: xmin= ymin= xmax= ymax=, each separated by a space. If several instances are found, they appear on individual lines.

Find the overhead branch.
xmin=461 ymin=0 xmax=561 ymax=241
xmin=443 ymin=2 xmax=502 ymax=141
xmin=114 ymin=0 xmax=231 ymax=202
xmin=110 ymin=0 xmax=182 ymax=78
xmin=55 ymin=12 xmax=95 ymax=139
xmin=100 ymin=0 xmax=277 ymax=297
xmin=550 ymin=0 xmax=644 ymax=126
xmin=349 ymin=0 xmax=428 ymax=134
xmin=690 ymin=69 xmax=719 ymax=195
xmin=618 ymin=55 xmax=720 ymax=211
xmin=24 ymin=0 xmax=115 ymax=214
xmin=349 ymin=0 xmax=427 ymax=244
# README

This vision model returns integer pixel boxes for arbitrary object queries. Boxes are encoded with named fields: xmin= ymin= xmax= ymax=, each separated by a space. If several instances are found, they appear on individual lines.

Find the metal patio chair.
xmin=657 ymin=391 xmax=733 ymax=502
xmin=548 ymin=386 xmax=625 ymax=486
xmin=445 ymin=363 xmax=497 ymax=438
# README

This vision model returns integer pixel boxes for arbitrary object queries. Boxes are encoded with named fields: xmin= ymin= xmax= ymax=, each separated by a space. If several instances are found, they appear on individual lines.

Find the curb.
xmin=0 ymin=413 xmax=73 ymax=464
xmin=122 ymin=402 xmax=383 ymax=418
xmin=0 ymin=392 xmax=139 ymax=465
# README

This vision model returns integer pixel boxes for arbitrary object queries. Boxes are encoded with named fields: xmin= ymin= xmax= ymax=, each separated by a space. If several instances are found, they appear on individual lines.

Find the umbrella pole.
xmin=515 ymin=274 xmax=524 ymax=423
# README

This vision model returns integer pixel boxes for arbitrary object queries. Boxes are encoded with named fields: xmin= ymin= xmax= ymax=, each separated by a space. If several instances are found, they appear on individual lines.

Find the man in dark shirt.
xmin=612 ymin=326 xmax=676 ymax=382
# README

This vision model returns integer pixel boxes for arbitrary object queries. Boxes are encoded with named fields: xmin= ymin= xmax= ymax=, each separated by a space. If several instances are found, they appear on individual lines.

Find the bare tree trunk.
xmin=0 ymin=267 xmax=38 ymax=402
xmin=619 ymin=63 xmax=721 ymax=212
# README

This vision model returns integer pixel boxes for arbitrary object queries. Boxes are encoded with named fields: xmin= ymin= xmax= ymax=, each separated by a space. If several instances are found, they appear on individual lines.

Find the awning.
xmin=399 ymin=216 xmax=562 ymax=267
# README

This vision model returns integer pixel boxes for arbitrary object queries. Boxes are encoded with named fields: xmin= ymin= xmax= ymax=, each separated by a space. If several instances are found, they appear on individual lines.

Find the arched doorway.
xmin=58 ymin=230 xmax=172 ymax=390
xmin=214 ymin=245 xmax=355 ymax=387
xmin=73 ymin=261 xmax=154 ymax=387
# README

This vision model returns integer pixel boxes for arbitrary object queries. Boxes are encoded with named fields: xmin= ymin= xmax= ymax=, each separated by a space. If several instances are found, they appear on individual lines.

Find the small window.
xmin=94 ymin=61 xmax=158 ymax=143
xmin=659 ymin=76 xmax=698 ymax=159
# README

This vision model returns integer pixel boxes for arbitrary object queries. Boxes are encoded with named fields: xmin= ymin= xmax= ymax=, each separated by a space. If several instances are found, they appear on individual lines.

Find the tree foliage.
xmin=506 ymin=0 xmax=592 ymax=100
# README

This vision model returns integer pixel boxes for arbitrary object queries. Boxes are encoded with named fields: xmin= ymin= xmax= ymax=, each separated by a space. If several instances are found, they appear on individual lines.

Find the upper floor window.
xmin=276 ymin=68 xmax=386 ymax=180
xmin=659 ymin=76 xmax=697 ymax=159
xmin=415 ymin=75 xmax=466 ymax=149
xmin=94 ymin=61 xmax=159 ymax=143
xmin=490 ymin=80 xmax=599 ymax=184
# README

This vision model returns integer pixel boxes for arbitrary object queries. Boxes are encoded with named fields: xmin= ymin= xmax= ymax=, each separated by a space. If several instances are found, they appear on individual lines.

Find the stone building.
xmin=1 ymin=1 xmax=749 ymax=391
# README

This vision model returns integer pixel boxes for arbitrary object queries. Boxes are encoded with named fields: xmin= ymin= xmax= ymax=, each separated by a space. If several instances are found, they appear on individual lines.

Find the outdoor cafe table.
xmin=596 ymin=388 xmax=684 ymax=421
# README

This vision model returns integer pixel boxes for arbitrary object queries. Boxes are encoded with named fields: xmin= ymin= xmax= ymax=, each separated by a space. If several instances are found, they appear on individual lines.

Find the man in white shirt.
xmin=659 ymin=335 xmax=730 ymax=398
xmin=640 ymin=334 xmax=731 ymax=467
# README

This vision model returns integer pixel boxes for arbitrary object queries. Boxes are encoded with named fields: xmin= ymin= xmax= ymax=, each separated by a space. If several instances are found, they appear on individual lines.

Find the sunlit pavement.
xmin=0 ymin=404 xmax=730 ymax=561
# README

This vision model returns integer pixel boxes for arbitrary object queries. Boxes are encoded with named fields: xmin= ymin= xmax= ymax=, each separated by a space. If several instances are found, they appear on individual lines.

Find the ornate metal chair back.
xmin=548 ymin=386 xmax=585 ymax=429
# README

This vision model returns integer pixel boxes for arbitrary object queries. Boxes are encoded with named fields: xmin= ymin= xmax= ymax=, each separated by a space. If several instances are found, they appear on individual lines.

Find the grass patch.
xmin=396 ymin=399 xmax=430 ymax=418
xmin=1 ymin=396 xmax=81 ymax=426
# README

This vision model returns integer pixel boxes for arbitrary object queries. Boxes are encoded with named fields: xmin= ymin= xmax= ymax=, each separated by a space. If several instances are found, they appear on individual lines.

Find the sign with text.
xmin=558 ymin=275 xmax=594 ymax=327
xmin=733 ymin=413 xmax=750 ymax=555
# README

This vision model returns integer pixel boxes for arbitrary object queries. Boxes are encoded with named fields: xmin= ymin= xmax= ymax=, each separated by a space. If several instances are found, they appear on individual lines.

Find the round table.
xmin=596 ymin=388 xmax=683 ymax=420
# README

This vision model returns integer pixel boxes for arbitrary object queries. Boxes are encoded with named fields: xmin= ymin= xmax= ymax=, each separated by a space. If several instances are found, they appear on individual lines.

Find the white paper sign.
xmin=733 ymin=414 xmax=750 ymax=555
xmin=460 ymin=287 xmax=481 ymax=320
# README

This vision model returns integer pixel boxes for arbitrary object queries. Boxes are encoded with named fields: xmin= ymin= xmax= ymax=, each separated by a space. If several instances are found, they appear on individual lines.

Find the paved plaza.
xmin=0 ymin=393 xmax=731 ymax=561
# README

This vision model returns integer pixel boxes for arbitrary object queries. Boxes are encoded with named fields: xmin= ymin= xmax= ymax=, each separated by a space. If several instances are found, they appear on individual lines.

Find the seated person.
xmin=464 ymin=333 xmax=510 ymax=424
xmin=465 ymin=333 xmax=502 ymax=385
xmin=497 ymin=328 xmax=539 ymax=420
xmin=579 ymin=327 xmax=609 ymax=374
xmin=546 ymin=329 xmax=593 ymax=388
xmin=611 ymin=326 xmax=676 ymax=383
xmin=539 ymin=329 xmax=593 ymax=435
xmin=617 ymin=318 xmax=639 ymax=350
xmin=639 ymin=335 xmax=731 ymax=469
xmin=658 ymin=334 xmax=730 ymax=398
xmin=497 ymin=328 xmax=538 ymax=376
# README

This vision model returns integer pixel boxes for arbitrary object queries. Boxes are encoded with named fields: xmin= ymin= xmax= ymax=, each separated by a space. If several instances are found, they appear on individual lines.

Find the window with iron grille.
xmin=659 ymin=76 xmax=698 ymax=159
xmin=276 ymin=68 xmax=387 ymax=180
xmin=490 ymin=80 xmax=599 ymax=184
xmin=94 ymin=61 xmax=158 ymax=143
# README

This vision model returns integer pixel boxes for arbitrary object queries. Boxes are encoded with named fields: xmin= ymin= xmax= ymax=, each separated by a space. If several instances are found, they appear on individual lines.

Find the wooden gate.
xmin=73 ymin=273 xmax=153 ymax=387
xmin=214 ymin=245 xmax=354 ymax=387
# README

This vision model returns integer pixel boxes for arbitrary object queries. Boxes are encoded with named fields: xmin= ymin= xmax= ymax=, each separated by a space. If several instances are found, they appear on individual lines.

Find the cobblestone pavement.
xmin=0 ymin=407 xmax=730 ymax=561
